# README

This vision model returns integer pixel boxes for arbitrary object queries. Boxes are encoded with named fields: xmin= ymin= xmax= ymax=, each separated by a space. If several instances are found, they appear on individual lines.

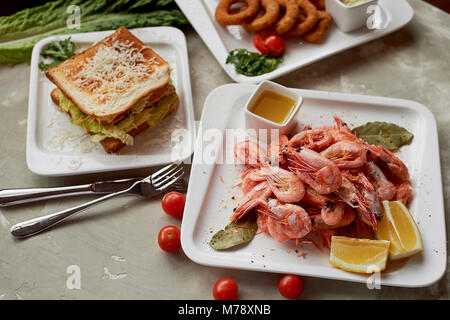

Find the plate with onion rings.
xmin=175 ymin=0 xmax=413 ymax=83
xmin=181 ymin=83 xmax=446 ymax=287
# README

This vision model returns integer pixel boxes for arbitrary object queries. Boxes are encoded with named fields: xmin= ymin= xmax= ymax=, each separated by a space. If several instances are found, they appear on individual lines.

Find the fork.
xmin=0 ymin=171 xmax=187 ymax=207
xmin=10 ymin=162 xmax=184 ymax=238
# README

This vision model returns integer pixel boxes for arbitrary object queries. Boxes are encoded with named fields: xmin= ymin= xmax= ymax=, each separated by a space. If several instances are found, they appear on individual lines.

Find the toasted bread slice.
xmin=97 ymin=83 xmax=169 ymax=125
xmin=50 ymin=88 xmax=179 ymax=154
xmin=46 ymin=27 xmax=170 ymax=123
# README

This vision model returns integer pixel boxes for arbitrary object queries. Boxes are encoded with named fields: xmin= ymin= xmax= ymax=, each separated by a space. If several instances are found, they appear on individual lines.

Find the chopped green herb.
xmin=226 ymin=49 xmax=283 ymax=77
xmin=38 ymin=37 xmax=75 ymax=70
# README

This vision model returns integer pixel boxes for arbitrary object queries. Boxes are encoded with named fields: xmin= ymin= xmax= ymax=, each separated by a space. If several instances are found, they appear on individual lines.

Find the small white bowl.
xmin=326 ymin=0 xmax=378 ymax=33
xmin=244 ymin=80 xmax=303 ymax=144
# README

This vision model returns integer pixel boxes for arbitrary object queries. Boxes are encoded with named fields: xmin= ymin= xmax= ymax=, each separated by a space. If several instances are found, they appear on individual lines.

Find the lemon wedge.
xmin=375 ymin=200 xmax=423 ymax=260
xmin=329 ymin=236 xmax=390 ymax=273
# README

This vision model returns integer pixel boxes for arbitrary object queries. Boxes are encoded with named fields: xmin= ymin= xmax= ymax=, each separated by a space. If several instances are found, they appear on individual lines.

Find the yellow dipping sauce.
xmin=340 ymin=0 xmax=369 ymax=6
xmin=249 ymin=90 xmax=296 ymax=124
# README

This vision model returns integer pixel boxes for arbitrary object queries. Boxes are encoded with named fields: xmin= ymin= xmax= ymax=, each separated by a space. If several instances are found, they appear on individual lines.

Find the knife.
xmin=0 ymin=177 xmax=144 ymax=207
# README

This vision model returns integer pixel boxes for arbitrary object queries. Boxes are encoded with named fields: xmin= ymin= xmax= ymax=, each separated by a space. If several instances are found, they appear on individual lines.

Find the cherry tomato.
xmin=161 ymin=191 xmax=186 ymax=218
xmin=158 ymin=225 xmax=181 ymax=252
xmin=212 ymin=278 xmax=238 ymax=300
xmin=253 ymin=34 xmax=285 ymax=57
xmin=278 ymin=274 xmax=304 ymax=299
xmin=253 ymin=34 xmax=271 ymax=55
xmin=264 ymin=35 xmax=285 ymax=56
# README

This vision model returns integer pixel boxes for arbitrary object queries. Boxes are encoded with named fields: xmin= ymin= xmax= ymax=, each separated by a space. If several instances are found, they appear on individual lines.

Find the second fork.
xmin=10 ymin=162 xmax=185 ymax=238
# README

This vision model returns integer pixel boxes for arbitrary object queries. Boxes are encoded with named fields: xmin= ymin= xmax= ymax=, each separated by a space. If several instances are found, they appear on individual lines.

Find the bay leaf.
xmin=209 ymin=214 xmax=258 ymax=250
xmin=351 ymin=122 xmax=413 ymax=151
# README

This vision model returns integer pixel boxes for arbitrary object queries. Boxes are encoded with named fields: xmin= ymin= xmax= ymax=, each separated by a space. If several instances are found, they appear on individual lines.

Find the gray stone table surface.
xmin=0 ymin=0 xmax=448 ymax=299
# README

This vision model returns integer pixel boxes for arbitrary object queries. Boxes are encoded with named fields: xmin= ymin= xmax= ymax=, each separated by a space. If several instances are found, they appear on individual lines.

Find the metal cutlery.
xmin=10 ymin=161 xmax=185 ymax=238
xmin=0 ymin=167 xmax=186 ymax=207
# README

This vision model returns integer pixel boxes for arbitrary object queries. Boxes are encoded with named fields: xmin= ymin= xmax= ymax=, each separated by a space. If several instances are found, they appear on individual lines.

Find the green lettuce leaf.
xmin=57 ymin=90 xmax=133 ymax=145
xmin=0 ymin=0 xmax=189 ymax=65
xmin=58 ymin=90 xmax=175 ymax=146
xmin=145 ymin=94 xmax=176 ymax=129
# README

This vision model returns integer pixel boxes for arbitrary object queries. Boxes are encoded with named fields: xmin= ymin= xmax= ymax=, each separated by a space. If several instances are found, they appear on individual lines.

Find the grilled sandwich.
xmin=45 ymin=27 xmax=179 ymax=153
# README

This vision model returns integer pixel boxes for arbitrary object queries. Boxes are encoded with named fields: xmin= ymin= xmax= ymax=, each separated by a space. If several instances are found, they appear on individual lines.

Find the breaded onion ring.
xmin=310 ymin=0 xmax=326 ymax=10
xmin=215 ymin=0 xmax=260 ymax=26
xmin=273 ymin=0 xmax=300 ymax=35
xmin=303 ymin=10 xmax=332 ymax=43
xmin=244 ymin=0 xmax=280 ymax=31
xmin=286 ymin=0 xmax=318 ymax=37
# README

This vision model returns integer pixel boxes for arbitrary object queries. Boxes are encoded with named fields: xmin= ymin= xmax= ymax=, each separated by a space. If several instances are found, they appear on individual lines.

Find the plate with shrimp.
xmin=181 ymin=83 xmax=446 ymax=287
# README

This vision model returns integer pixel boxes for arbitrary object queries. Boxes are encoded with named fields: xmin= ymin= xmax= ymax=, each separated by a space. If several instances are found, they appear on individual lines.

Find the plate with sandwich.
xmin=27 ymin=27 xmax=194 ymax=176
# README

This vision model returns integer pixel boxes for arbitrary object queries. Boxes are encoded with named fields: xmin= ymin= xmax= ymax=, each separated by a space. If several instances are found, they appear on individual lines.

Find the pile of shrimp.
xmin=231 ymin=116 xmax=413 ymax=248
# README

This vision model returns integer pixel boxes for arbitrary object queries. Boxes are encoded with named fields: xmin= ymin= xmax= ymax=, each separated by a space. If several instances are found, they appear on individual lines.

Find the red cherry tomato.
xmin=264 ymin=35 xmax=285 ymax=56
xmin=158 ymin=225 xmax=181 ymax=252
xmin=161 ymin=191 xmax=186 ymax=218
xmin=253 ymin=34 xmax=285 ymax=57
xmin=253 ymin=34 xmax=271 ymax=55
xmin=278 ymin=274 xmax=304 ymax=299
xmin=212 ymin=278 xmax=239 ymax=300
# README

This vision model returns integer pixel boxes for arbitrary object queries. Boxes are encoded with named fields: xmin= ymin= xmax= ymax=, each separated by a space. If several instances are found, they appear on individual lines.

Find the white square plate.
xmin=27 ymin=27 xmax=195 ymax=176
xmin=175 ymin=0 xmax=413 ymax=84
xmin=181 ymin=84 xmax=447 ymax=288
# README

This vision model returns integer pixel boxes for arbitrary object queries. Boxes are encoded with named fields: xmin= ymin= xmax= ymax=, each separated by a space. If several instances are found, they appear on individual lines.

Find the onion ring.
xmin=273 ymin=0 xmax=300 ymax=35
xmin=244 ymin=0 xmax=280 ymax=31
xmin=215 ymin=0 xmax=260 ymax=26
xmin=303 ymin=10 xmax=332 ymax=43
xmin=310 ymin=0 xmax=326 ymax=10
xmin=285 ymin=0 xmax=318 ymax=37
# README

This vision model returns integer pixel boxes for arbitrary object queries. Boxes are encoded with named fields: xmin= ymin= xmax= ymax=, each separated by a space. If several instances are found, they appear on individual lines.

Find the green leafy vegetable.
xmin=0 ymin=0 xmax=189 ymax=66
xmin=38 ymin=37 xmax=75 ymax=70
xmin=57 ymin=89 xmax=175 ymax=145
xmin=209 ymin=214 xmax=258 ymax=250
xmin=226 ymin=49 xmax=283 ymax=77
xmin=352 ymin=121 xmax=414 ymax=151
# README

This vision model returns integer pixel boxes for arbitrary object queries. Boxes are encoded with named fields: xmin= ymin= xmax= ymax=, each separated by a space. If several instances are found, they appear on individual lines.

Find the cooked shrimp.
xmin=257 ymin=201 xmax=289 ymax=241
xmin=321 ymin=140 xmax=367 ymax=168
xmin=301 ymin=185 xmax=340 ymax=207
xmin=230 ymin=181 xmax=272 ymax=222
xmin=320 ymin=201 xmax=346 ymax=226
xmin=395 ymin=182 xmax=413 ymax=205
xmin=241 ymin=168 xmax=266 ymax=195
xmin=366 ymin=144 xmax=410 ymax=183
xmin=258 ymin=199 xmax=312 ymax=242
xmin=311 ymin=204 xmax=356 ymax=229
xmin=288 ymin=127 xmax=334 ymax=152
xmin=267 ymin=135 xmax=289 ymax=166
xmin=363 ymin=161 xmax=396 ymax=201
xmin=300 ymin=186 xmax=344 ymax=225
xmin=265 ymin=217 xmax=292 ymax=242
xmin=257 ymin=211 xmax=270 ymax=234
xmin=241 ymin=168 xmax=266 ymax=181
xmin=283 ymin=147 xmax=342 ymax=194
xmin=234 ymin=140 xmax=266 ymax=168
xmin=330 ymin=116 xmax=362 ymax=143
xmin=241 ymin=178 xmax=259 ymax=195
xmin=336 ymin=170 xmax=381 ymax=229
xmin=260 ymin=163 xmax=305 ymax=203
xmin=240 ymin=163 xmax=305 ymax=202
xmin=314 ymin=228 xmax=336 ymax=248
